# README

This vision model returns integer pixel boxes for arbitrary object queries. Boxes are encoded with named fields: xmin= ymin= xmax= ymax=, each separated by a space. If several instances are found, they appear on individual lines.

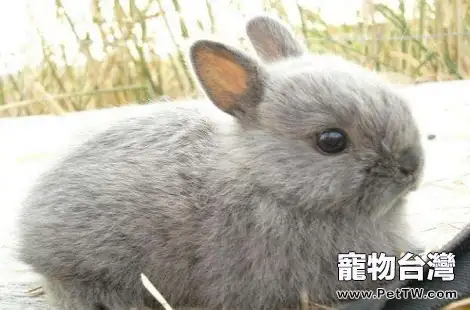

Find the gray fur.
xmin=17 ymin=15 xmax=424 ymax=310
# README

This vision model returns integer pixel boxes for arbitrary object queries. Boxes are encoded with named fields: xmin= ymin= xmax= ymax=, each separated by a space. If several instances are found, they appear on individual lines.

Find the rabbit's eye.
xmin=316 ymin=128 xmax=348 ymax=154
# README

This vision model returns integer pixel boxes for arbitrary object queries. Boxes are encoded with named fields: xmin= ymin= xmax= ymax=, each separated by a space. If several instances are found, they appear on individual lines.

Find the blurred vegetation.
xmin=0 ymin=0 xmax=469 ymax=117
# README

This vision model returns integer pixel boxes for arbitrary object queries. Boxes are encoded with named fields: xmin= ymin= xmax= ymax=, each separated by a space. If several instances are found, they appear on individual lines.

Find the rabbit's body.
xmin=18 ymin=16 xmax=424 ymax=310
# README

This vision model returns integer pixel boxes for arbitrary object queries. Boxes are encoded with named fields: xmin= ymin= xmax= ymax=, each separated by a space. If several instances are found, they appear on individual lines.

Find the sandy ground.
xmin=0 ymin=81 xmax=469 ymax=309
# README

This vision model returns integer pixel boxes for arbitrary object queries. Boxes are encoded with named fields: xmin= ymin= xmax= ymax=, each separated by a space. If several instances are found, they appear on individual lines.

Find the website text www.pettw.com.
xmin=336 ymin=288 xmax=458 ymax=300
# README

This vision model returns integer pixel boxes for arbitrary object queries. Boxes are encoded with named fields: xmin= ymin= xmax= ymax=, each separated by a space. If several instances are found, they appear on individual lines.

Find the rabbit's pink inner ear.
xmin=191 ymin=42 xmax=254 ymax=114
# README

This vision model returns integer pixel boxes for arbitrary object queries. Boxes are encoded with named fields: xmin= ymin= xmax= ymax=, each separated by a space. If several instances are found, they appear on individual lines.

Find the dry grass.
xmin=141 ymin=269 xmax=465 ymax=310
xmin=443 ymin=297 xmax=470 ymax=309
xmin=0 ymin=0 xmax=469 ymax=117
xmin=140 ymin=273 xmax=334 ymax=310
xmin=141 ymin=273 xmax=174 ymax=310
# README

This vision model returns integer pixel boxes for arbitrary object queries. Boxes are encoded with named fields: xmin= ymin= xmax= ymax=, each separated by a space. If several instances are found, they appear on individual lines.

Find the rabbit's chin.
xmin=371 ymin=196 xmax=408 ymax=221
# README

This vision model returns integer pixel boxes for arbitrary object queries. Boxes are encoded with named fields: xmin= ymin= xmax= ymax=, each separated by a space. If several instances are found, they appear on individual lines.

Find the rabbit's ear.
xmin=189 ymin=39 xmax=264 ymax=117
xmin=245 ymin=15 xmax=306 ymax=63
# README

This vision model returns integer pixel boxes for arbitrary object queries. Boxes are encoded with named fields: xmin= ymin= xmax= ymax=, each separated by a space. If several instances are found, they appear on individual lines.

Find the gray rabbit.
xmin=17 ymin=15 xmax=424 ymax=310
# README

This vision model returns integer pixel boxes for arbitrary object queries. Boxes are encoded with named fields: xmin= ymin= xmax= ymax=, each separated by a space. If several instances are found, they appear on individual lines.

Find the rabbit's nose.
xmin=398 ymin=147 xmax=420 ymax=175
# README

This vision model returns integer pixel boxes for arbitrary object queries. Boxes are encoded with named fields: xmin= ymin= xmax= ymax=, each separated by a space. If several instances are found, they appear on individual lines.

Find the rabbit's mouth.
xmin=356 ymin=177 xmax=414 ymax=221
xmin=409 ymin=182 xmax=419 ymax=192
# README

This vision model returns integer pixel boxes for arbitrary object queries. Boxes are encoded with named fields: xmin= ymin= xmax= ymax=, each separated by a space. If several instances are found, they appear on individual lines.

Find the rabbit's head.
xmin=189 ymin=15 xmax=424 ymax=220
